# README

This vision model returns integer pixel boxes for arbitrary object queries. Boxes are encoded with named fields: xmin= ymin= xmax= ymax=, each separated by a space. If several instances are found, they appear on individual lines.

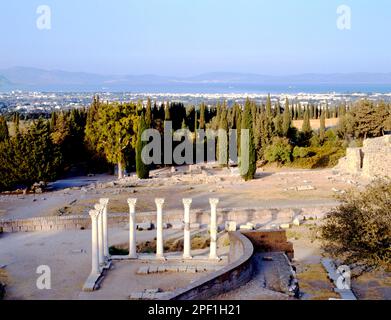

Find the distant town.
xmin=1 ymin=91 xmax=391 ymax=115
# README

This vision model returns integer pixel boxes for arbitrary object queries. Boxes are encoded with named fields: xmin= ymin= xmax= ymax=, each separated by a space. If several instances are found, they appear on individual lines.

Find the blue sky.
xmin=0 ymin=0 xmax=390 ymax=76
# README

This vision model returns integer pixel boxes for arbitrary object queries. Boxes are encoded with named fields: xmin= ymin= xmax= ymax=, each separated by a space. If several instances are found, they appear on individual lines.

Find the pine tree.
xmin=136 ymin=112 xmax=150 ymax=179
xmin=240 ymin=100 xmax=256 ymax=181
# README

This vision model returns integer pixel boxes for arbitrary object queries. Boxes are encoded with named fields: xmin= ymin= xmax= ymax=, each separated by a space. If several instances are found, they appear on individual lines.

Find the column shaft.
xmin=183 ymin=199 xmax=192 ymax=259
xmin=155 ymin=199 xmax=165 ymax=259
xmin=209 ymin=199 xmax=220 ymax=260
xmin=128 ymin=199 xmax=137 ymax=259
xmin=90 ymin=211 xmax=100 ymax=275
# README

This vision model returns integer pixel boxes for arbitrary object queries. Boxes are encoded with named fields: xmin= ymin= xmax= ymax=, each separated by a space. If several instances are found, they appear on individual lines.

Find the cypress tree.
xmin=194 ymin=109 xmax=198 ymax=131
xmin=136 ymin=112 xmax=149 ymax=179
xmin=145 ymin=97 xmax=152 ymax=128
xmin=218 ymin=108 xmax=228 ymax=167
xmin=282 ymin=98 xmax=292 ymax=137
xmin=164 ymin=102 xmax=171 ymax=121
xmin=319 ymin=110 xmax=326 ymax=143
xmin=0 ymin=115 xmax=9 ymax=142
xmin=13 ymin=112 xmax=20 ymax=135
xmin=240 ymin=100 xmax=256 ymax=181
xmin=266 ymin=94 xmax=272 ymax=119
xmin=302 ymin=109 xmax=312 ymax=134
xmin=199 ymin=103 xmax=206 ymax=129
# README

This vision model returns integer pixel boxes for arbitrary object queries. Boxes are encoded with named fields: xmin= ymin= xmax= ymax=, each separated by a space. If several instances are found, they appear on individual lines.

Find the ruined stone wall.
xmin=336 ymin=135 xmax=391 ymax=179
xmin=170 ymin=231 xmax=254 ymax=300
xmin=0 ymin=205 xmax=332 ymax=233
xmin=361 ymin=136 xmax=391 ymax=178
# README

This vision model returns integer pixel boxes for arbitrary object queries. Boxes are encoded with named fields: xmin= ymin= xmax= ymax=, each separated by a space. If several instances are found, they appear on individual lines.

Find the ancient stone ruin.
xmin=336 ymin=135 xmax=391 ymax=179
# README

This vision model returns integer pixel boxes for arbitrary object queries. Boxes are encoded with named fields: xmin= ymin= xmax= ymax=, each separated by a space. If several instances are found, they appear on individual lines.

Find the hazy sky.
xmin=1 ymin=0 xmax=390 ymax=76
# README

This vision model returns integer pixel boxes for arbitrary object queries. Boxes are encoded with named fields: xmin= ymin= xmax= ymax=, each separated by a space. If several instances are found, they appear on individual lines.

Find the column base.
xmin=183 ymin=254 xmax=193 ymax=260
xmin=128 ymin=254 xmax=138 ymax=260
xmin=155 ymin=254 xmax=166 ymax=261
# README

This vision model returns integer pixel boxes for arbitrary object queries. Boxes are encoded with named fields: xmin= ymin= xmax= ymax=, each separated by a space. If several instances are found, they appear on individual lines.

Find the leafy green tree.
xmin=264 ymin=137 xmax=292 ymax=164
xmin=85 ymin=102 xmax=138 ymax=179
xmin=321 ymin=180 xmax=391 ymax=275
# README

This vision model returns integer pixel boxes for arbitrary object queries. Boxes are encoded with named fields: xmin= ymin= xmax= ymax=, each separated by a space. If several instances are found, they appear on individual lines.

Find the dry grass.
xmin=110 ymin=234 xmax=212 ymax=255
xmin=292 ymin=118 xmax=339 ymax=130
xmin=297 ymin=263 xmax=340 ymax=300
xmin=352 ymin=270 xmax=391 ymax=300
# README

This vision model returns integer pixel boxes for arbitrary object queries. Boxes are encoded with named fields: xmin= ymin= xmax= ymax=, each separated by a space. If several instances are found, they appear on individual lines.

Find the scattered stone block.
xmin=240 ymin=224 xmax=254 ymax=231
xmin=136 ymin=222 xmax=152 ymax=231
xmin=225 ymin=221 xmax=237 ymax=232
xmin=145 ymin=288 xmax=161 ymax=294
xmin=292 ymin=218 xmax=301 ymax=226
xmin=296 ymin=185 xmax=316 ymax=191
xmin=280 ymin=223 xmax=291 ymax=230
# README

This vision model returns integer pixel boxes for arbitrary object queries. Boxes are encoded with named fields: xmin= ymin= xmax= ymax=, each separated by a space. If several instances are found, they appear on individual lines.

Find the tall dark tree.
xmin=136 ymin=112 xmax=149 ymax=179
xmin=240 ymin=99 xmax=257 ymax=181
xmin=145 ymin=97 xmax=152 ymax=128
xmin=319 ymin=110 xmax=326 ymax=143
xmin=282 ymin=98 xmax=292 ymax=137
xmin=0 ymin=115 xmax=9 ymax=142
xmin=199 ymin=103 xmax=206 ymax=130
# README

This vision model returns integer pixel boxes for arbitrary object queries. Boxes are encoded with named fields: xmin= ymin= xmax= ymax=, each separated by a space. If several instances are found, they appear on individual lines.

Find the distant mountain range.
xmin=1 ymin=67 xmax=391 ymax=93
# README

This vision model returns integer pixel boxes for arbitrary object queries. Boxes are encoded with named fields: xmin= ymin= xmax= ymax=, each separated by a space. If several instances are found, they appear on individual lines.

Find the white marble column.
xmin=127 ymin=198 xmax=138 ymax=259
xmin=209 ymin=198 xmax=220 ymax=260
xmin=89 ymin=210 xmax=100 ymax=276
xmin=155 ymin=198 xmax=165 ymax=259
xmin=99 ymin=198 xmax=110 ymax=260
xmin=94 ymin=203 xmax=104 ymax=267
xmin=182 ymin=198 xmax=193 ymax=259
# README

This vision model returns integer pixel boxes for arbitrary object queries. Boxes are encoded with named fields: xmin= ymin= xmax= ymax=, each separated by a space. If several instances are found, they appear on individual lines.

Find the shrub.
xmin=320 ymin=180 xmax=391 ymax=275
xmin=264 ymin=137 xmax=292 ymax=164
